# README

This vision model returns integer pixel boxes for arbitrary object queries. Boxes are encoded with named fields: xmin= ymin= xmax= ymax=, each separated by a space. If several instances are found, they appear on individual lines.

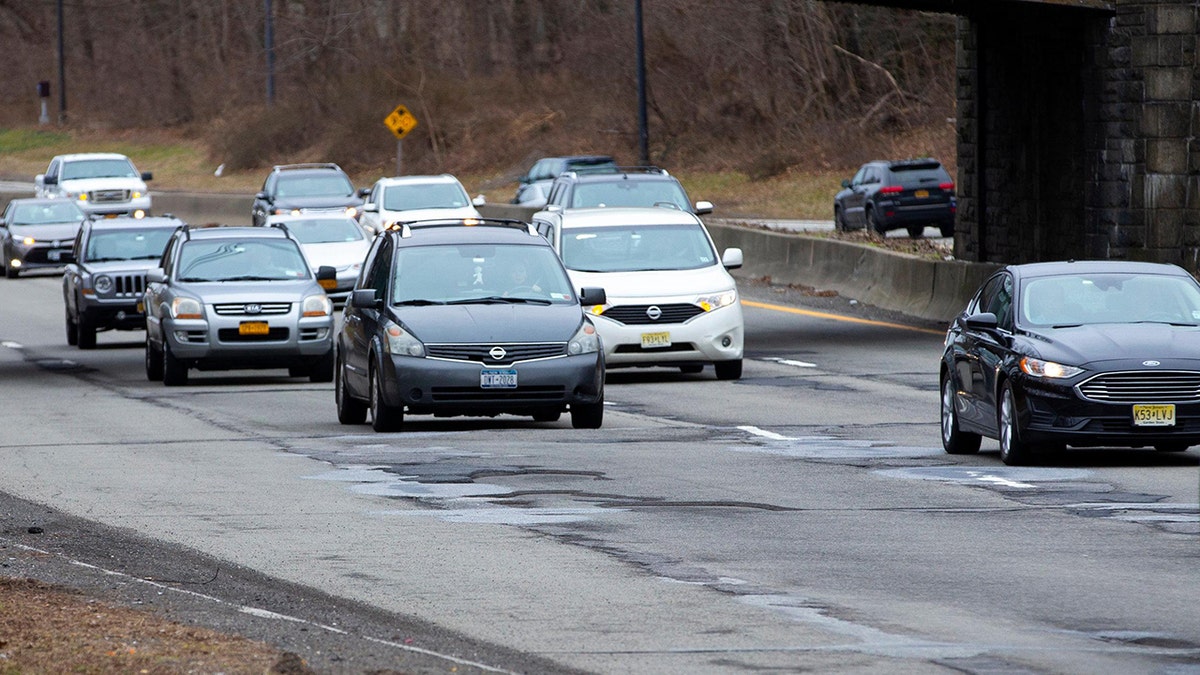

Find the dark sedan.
xmin=940 ymin=260 xmax=1200 ymax=464
xmin=1 ymin=197 xmax=85 ymax=278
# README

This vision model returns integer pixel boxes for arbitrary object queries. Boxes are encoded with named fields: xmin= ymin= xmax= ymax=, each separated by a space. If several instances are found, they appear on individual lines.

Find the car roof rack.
xmin=388 ymin=217 xmax=539 ymax=239
xmin=561 ymin=166 xmax=668 ymax=180
xmin=272 ymin=162 xmax=343 ymax=172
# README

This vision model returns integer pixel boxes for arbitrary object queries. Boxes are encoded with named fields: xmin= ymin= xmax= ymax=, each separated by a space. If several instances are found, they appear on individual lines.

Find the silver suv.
xmin=63 ymin=215 xmax=183 ymax=349
xmin=143 ymin=224 xmax=337 ymax=386
xmin=36 ymin=153 xmax=153 ymax=218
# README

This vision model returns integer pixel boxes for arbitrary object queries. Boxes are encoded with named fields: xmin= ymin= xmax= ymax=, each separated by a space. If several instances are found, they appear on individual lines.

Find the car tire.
xmin=532 ymin=408 xmax=562 ymax=423
xmin=570 ymin=400 xmax=604 ymax=429
xmin=940 ymin=223 xmax=954 ymax=238
xmin=145 ymin=336 xmax=163 ymax=382
xmin=998 ymin=382 xmax=1033 ymax=465
xmin=906 ymin=225 xmax=924 ymax=238
xmin=66 ymin=312 xmax=78 ymax=346
xmin=369 ymin=364 xmax=404 ymax=432
xmin=335 ymin=353 xmax=367 ymax=425
xmin=162 ymin=343 xmax=188 ymax=386
xmin=834 ymin=206 xmax=847 ymax=232
xmin=714 ymin=359 xmax=742 ymax=380
xmin=76 ymin=316 xmax=97 ymax=350
xmin=309 ymin=348 xmax=334 ymax=383
xmin=941 ymin=375 xmax=981 ymax=454
xmin=867 ymin=206 xmax=887 ymax=236
xmin=1154 ymin=442 xmax=1190 ymax=452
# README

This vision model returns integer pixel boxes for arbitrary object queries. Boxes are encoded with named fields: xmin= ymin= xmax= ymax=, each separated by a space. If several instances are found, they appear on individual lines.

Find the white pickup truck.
xmin=35 ymin=152 xmax=153 ymax=218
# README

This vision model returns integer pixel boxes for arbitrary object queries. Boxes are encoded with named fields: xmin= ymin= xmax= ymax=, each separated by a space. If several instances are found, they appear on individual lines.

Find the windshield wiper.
xmin=219 ymin=275 xmax=283 ymax=282
xmin=446 ymin=296 xmax=551 ymax=306
xmin=394 ymin=299 xmax=446 ymax=306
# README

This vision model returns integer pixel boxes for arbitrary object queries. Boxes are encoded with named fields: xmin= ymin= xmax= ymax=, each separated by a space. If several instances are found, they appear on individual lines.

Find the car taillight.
xmin=879 ymin=185 xmax=903 ymax=195
xmin=939 ymin=182 xmax=955 ymax=191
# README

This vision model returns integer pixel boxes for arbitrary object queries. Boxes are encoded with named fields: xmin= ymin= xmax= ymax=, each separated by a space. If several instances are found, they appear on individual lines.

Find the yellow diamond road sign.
xmin=384 ymin=104 xmax=418 ymax=140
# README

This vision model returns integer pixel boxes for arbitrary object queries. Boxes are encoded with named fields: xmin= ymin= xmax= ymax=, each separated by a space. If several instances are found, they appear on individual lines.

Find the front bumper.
xmin=594 ymin=303 xmax=744 ymax=367
xmin=163 ymin=310 xmax=333 ymax=370
xmin=378 ymin=352 xmax=604 ymax=416
xmin=78 ymin=194 xmax=152 ymax=218
xmin=10 ymin=243 xmax=73 ymax=271
xmin=1016 ymin=375 xmax=1200 ymax=447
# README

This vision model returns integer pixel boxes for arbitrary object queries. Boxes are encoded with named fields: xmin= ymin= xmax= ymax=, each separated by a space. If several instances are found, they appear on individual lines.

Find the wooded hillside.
xmin=0 ymin=1 xmax=957 ymax=178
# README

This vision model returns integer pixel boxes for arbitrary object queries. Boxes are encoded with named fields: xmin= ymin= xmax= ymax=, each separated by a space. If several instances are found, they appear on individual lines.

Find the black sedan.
xmin=940 ymin=260 xmax=1200 ymax=464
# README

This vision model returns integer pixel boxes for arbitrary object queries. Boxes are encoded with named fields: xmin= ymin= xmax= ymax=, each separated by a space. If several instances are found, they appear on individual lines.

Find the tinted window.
xmin=560 ymin=223 xmax=717 ymax=273
xmin=1021 ymin=273 xmax=1200 ymax=327
xmin=889 ymin=164 xmax=950 ymax=187
xmin=276 ymin=173 xmax=354 ymax=198
xmin=87 ymin=228 xmax=175 ymax=261
xmin=393 ymin=244 xmax=574 ymax=304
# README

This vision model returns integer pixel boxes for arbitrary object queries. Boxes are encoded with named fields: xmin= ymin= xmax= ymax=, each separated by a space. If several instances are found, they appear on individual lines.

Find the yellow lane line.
xmin=741 ymin=299 xmax=946 ymax=335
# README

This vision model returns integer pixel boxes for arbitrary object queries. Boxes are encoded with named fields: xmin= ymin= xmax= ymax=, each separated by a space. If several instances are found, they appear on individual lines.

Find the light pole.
xmin=56 ymin=0 xmax=66 ymax=124
xmin=635 ymin=0 xmax=649 ymax=165
xmin=265 ymin=0 xmax=276 ymax=106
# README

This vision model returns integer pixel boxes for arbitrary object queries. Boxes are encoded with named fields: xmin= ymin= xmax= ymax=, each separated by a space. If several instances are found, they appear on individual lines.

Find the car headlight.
xmin=302 ymin=293 xmax=333 ymax=317
xmin=383 ymin=320 xmax=424 ymax=357
xmin=696 ymin=289 xmax=738 ymax=311
xmin=93 ymin=275 xmax=113 ymax=294
xmin=568 ymin=320 xmax=601 ymax=355
xmin=1019 ymin=356 xmax=1083 ymax=379
xmin=21 ymin=236 xmax=36 ymax=246
xmin=170 ymin=297 xmax=203 ymax=319
xmin=344 ymin=206 xmax=360 ymax=219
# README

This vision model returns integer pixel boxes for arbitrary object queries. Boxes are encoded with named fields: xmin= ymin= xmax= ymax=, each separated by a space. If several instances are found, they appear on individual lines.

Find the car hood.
xmin=393 ymin=303 xmax=582 ymax=343
xmin=300 ymin=241 xmax=371 ymax=269
xmin=7 ymin=223 xmax=80 ymax=242
xmin=1025 ymin=323 xmax=1200 ymax=369
xmin=60 ymin=177 xmax=147 ymax=192
xmin=177 ymin=280 xmax=322 ymax=304
xmin=382 ymin=206 xmax=482 ymax=223
xmin=82 ymin=259 xmax=162 ymax=274
xmin=566 ymin=265 xmax=734 ymax=301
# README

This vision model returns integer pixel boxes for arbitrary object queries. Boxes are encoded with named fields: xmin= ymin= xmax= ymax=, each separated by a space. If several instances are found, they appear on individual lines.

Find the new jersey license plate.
xmin=641 ymin=331 xmax=671 ymax=349
xmin=481 ymin=369 xmax=517 ymax=389
xmin=239 ymin=321 xmax=270 ymax=336
xmin=1133 ymin=403 xmax=1175 ymax=427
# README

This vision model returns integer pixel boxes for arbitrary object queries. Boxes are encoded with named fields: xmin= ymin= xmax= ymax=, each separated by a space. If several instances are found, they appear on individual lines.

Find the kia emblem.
xmin=1143 ymin=360 xmax=1160 ymax=367
xmin=245 ymin=303 xmax=262 ymax=314
xmin=646 ymin=305 xmax=662 ymax=321
xmin=489 ymin=346 xmax=507 ymax=360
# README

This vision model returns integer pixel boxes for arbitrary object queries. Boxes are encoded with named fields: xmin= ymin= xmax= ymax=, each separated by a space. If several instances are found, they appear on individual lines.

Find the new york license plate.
xmin=481 ymin=369 xmax=517 ymax=389
xmin=1132 ymin=403 xmax=1175 ymax=427
xmin=641 ymin=331 xmax=671 ymax=349
xmin=239 ymin=321 xmax=270 ymax=336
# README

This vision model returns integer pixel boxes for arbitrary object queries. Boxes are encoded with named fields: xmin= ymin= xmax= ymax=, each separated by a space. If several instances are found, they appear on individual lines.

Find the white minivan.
xmin=533 ymin=207 xmax=744 ymax=379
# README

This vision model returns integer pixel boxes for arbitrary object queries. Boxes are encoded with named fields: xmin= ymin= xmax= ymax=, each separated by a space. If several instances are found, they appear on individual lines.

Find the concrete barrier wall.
xmin=0 ymin=189 xmax=998 ymax=323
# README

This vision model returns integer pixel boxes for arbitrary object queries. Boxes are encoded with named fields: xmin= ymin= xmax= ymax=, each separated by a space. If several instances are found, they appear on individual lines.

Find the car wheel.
xmin=679 ymin=364 xmax=704 ymax=374
xmin=162 ymin=342 xmax=188 ymax=386
xmin=570 ymin=400 xmax=604 ymax=429
xmin=1154 ymin=442 xmax=1190 ymax=452
xmin=867 ymin=206 xmax=887 ymax=235
xmin=714 ymin=359 xmax=742 ymax=380
xmin=76 ymin=316 xmax=97 ymax=350
xmin=940 ymin=223 xmax=954 ymax=238
xmin=941 ymin=375 xmax=981 ymax=454
xmin=65 ymin=312 xmax=78 ymax=346
xmin=369 ymin=364 xmax=404 ymax=432
xmin=998 ymin=382 xmax=1033 ymax=465
xmin=309 ymin=348 xmax=334 ymax=383
xmin=532 ymin=408 xmax=562 ymax=423
xmin=335 ymin=352 xmax=367 ymax=425
xmin=906 ymin=225 xmax=924 ymax=239
xmin=145 ymin=335 xmax=163 ymax=382
xmin=834 ymin=206 xmax=847 ymax=232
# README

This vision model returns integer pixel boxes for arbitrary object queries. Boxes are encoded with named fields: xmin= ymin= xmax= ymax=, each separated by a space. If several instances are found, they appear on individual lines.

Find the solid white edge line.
xmin=738 ymin=425 xmax=794 ymax=441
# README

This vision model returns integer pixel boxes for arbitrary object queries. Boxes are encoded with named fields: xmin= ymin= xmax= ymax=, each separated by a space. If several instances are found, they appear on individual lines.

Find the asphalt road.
xmin=1 ymin=265 xmax=1198 ymax=674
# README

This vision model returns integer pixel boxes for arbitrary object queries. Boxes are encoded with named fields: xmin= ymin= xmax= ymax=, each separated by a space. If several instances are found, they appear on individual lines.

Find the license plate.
xmin=1133 ymin=403 xmax=1175 ymax=427
xmin=641 ymin=331 xmax=671 ymax=349
xmin=238 ymin=321 xmax=270 ymax=336
xmin=47 ymin=249 xmax=67 ymax=261
xmin=481 ymin=369 xmax=517 ymax=389
xmin=914 ymin=189 xmax=929 ymax=198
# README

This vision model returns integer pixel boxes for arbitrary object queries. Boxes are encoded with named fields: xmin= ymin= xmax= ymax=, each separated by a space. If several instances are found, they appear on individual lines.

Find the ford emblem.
xmin=646 ymin=305 xmax=662 ymax=321
xmin=245 ymin=303 xmax=262 ymax=315
xmin=1142 ymin=360 xmax=1160 ymax=367
xmin=489 ymin=346 xmax=507 ymax=360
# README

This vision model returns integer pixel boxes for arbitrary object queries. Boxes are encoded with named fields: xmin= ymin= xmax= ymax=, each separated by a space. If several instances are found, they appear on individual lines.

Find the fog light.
xmin=116 ymin=311 xmax=127 ymax=320
xmin=132 ymin=209 xmax=146 ymax=219
xmin=721 ymin=336 xmax=732 ymax=348
xmin=408 ymin=388 xmax=423 ymax=400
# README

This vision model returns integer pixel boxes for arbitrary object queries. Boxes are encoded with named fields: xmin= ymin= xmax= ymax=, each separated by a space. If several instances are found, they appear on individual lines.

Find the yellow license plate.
xmin=239 ymin=321 xmax=270 ymax=336
xmin=641 ymin=331 xmax=671 ymax=349
xmin=914 ymin=189 xmax=930 ymax=198
xmin=1132 ymin=404 xmax=1175 ymax=427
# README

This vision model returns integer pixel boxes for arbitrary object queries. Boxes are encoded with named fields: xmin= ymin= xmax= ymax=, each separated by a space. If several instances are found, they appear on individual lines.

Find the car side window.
xmin=364 ymin=237 xmax=393 ymax=299
xmin=851 ymin=166 xmax=867 ymax=187
xmin=46 ymin=159 xmax=60 ymax=181
xmin=979 ymin=274 xmax=1014 ymax=331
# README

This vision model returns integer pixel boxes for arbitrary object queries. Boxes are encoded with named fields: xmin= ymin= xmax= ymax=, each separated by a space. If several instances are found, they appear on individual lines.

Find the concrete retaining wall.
xmin=0 ymin=190 xmax=998 ymax=323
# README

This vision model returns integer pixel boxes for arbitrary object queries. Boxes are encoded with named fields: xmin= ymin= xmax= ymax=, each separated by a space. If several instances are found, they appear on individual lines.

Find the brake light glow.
xmin=939 ymin=182 xmax=955 ymax=191
xmin=879 ymin=185 xmax=903 ymax=195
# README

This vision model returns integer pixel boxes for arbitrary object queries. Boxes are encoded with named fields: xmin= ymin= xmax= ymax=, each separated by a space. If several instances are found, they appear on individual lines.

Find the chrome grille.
xmin=90 ymin=189 xmax=130 ymax=203
xmin=212 ymin=302 xmax=291 ymax=316
xmin=602 ymin=303 xmax=705 ymax=325
xmin=425 ymin=342 xmax=567 ymax=365
xmin=1077 ymin=370 xmax=1200 ymax=403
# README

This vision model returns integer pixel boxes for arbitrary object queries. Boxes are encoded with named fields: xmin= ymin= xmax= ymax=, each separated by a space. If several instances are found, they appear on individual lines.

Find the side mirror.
xmin=349 ymin=288 xmax=382 ymax=309
xmin=578 ymin=287 xmax=606 ymax=306
xmin=362 ymin=203 xmax=379 ymax=213
xmin=694 ymin=200 xmax=714 ymax=215
xmin=721 ymin=248 xmax=743 ymax=270
xmin=41 ymin=174 xmax=57 ymax=187
xmin=358 ymin=187 xmax=372 ymax=198
xmin=35 ymin=173 xmax=46 ymax=187
xmin=60 ymin=251 xmax=77 ymax=264
xmin=141 ymin=171 xmax=154 ymax=182
xmin=841 ymin=179 xmax=851 ymax=188
xmin=255 ymin=191 xmax=268 ymax=200
xmin=472 ymin=194 xmax=487 ymax=206
xmin=146 ymin=268 xmax=166 ymax=284
xmin=315 ymin=265 xmax=338 ymax=290
xmin=545 ymin=204 xmax=563 ymax=213
xmin=964 ymin=312 xmax=998 ymax=331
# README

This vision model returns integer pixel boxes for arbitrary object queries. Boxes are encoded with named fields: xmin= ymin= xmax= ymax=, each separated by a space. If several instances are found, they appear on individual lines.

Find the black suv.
xmin=335 ymin=218 xmax=608 ymax=432
xmin=512 ymin=155 xmax=617 ymax=207
xmin=62 ymin=215 xmax=183 ymax=349
xmin=541 ymin=167 xmax=713 ymax=215
xmin=251 ymin=163 xmax=364 ymax=227
xmin=833 ymin=159 xmax=956 ymax=237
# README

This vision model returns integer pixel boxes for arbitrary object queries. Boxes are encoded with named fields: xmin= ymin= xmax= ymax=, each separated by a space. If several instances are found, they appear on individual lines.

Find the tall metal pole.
xmin=635 ymin=0 xmax=649 ymax=166
xmin=56 ymin=0 xmax=67 ymax=124
xmin=265 ymin=0 xmax=276 ymax=106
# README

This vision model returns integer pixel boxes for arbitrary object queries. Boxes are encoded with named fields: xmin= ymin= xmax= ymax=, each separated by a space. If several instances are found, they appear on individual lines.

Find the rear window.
xmin=889 ymin=163 xmax=950 ymax=186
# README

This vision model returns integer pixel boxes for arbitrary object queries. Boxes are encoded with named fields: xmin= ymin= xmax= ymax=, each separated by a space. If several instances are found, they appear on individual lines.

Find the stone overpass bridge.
xmin=840 ymin=0 xmax=1197 ymax=270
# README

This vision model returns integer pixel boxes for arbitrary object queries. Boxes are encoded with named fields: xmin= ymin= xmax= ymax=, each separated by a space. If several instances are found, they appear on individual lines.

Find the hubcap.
xmin=941 ymin=380 xmax=954 ymax=442
xmin=999 ymin=390 xmax=1015 ymax=455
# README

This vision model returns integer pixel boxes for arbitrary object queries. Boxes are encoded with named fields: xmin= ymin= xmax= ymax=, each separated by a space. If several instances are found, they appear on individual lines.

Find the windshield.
xmin=281 ymin=217 xmax=365 ymax=244
xmin=392 ymin=244 xmax=575 ymax=305
xmin=561 ymin=223 xmax=717 ymax=273
xmin=570 ymin=180 xmax=690 ymax=211
xmin=86 ymin=228 xmax=174 ymax=262
xmin=276 ymin=174 xmax=355 ymax=198
xmin=10 ymin=201 xmax=84 ymax=226
xmin=61 ymin=158 xmax=138 ymax=181
xmin=177 ymin=239 xmax=311 ymax=282
xmin=1021 ymin=273 xmax=1200 ymax=327
xmin=382 ymin=182 xmax=470 ymax=211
